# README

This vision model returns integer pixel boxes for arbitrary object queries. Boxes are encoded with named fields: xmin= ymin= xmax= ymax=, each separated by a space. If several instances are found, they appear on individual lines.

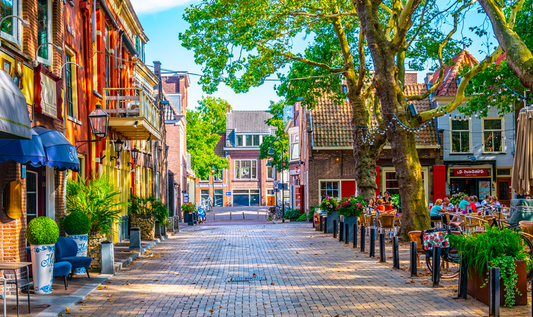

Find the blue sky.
xmin=131 ymin=0 xmax=496 ymax=111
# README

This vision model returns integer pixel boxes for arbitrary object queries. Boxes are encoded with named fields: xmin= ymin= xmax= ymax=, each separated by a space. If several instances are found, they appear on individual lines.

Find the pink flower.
xmin=357 ymin=203 xmax=361 ymax=207
xmin=326 ymin=196 xmax=330 ymax=199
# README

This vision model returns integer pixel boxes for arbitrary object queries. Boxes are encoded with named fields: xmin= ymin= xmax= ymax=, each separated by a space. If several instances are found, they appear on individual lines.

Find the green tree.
xmin=186 ymin=109 xmax=229 ymax=180
xmin=180 ymin=0 xmax=477 ymax=235
xmin=197 ymin=96 xmax=231 ymax=133
xmin=258 ymin=101 xmax=289 ymax=173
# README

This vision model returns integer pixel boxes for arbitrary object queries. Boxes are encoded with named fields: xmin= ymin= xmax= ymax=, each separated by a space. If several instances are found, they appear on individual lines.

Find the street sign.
xmin=183 ymin=194 xmax=189 ymax=203
xmin=226 ymin=192 xmax=231 ymax=196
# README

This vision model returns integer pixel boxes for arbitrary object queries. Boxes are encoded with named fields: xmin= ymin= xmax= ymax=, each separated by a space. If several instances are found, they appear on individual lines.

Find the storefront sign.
xmin=225 ymin=192 xmax=231 ymax=196
xmin=453 ymin=168 xmax=489 ymax=177
xmin=183 ymin=194 xmax=189 ymax=203
xmin=40 ymin=75 xmax=57 ymax=118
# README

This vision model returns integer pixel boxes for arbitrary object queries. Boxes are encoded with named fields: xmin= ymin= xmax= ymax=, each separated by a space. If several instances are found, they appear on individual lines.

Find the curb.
xmin=35 ymin=237 xmax=167 ymax=317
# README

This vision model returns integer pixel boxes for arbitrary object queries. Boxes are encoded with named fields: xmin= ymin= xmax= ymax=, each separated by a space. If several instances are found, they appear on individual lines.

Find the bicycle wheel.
xmin=426 ymin=251 xmax=461 ymax=279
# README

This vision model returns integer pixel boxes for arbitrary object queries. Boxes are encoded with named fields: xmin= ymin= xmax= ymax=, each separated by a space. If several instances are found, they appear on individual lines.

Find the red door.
xmin=341 ymin=181 xmax=356 ymax=198
xmin=433 ymin=166 xmax=447 ymax=202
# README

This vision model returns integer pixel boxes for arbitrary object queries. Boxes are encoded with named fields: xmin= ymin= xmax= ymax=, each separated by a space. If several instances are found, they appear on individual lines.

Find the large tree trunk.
xmin=355 ymin=0 xmax=431 ymax=238
xmin=479 ymin=0 xmax=533 ymax=91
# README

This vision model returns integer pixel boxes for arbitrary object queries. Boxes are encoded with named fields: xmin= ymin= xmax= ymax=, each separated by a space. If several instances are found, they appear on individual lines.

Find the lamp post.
xmin=76 ymin=104 xmax=110 ymax=149
xmin=130 ymin=147 xmax=140 ymax=168
xmin=0 ymin=15 xmax=29 ymax=48
xmin=33 ymin=42 xmax=63 ymax=67
xmin=110 ymin=138 xmax=124 ymax=162
xmin=211 ymin=165 xmax=216 ymax=210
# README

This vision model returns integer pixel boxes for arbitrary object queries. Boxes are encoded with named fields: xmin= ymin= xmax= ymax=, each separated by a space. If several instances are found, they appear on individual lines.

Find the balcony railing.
xmin=104 ymin=87 xmax=161 ymax=140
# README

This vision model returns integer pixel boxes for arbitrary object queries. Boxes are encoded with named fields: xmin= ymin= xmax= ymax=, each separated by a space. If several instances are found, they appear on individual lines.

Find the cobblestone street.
xmin=69 ymin=223 xmax=502 ymax=316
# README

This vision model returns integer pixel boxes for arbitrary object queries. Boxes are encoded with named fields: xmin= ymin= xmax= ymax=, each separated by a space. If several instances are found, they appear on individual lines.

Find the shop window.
xmin=0 ymin=0 xmax=21 ymax=46
xmin=37 ymin=0 xmax=52 ymax=65
xmin=235 ymin=160 xmax=257 ymax=179
xmin=451 ymin=119 xmax=470 ymax=153
xmin=200 ymin=189 xmax=210 ymax=205
xmin=320 ymin=181 xmax=339 ymax=199
xmin=26 ymin=171 xmax=37 ymax=223
xmin=483 ymin=119 xmax=503 ymax=153
xmin=214 ymin=189 xmax=223 ymax=207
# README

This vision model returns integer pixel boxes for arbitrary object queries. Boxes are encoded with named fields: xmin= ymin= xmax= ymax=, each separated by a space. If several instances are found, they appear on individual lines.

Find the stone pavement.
xmin=65 ymin=223 xmax=525 ymax=317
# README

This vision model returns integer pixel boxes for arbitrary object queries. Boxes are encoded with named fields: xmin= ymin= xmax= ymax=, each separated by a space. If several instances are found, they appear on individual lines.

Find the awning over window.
xmin=33 ymin=127 xmax=80 ymax=172
xmin=0 ymin=129 xmax=46 ymax=166
xmin=0 ymin=70 xmax=31 ymax=140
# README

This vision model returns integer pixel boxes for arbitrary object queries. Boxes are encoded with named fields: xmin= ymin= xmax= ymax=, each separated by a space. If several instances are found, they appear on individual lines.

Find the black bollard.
xmin=457 ymin=258 xmax=468 ymax=299
xmin=339 ymin=221 xmax=344 ymax=242
xmin=489 ymin=267 xmax=500 ymax=317
xmin=432 ymin=246 xmax=441 ymax=287
xmin=324 ymin=217 xmax=328 ymax=234
xmin=369 ymin=228 xmax=376 ymax=257
xmin=379 ymin=233 xmax=386 ymax=262
xmin=392 ymin=236 xmax=400 ymax=269
xmin=345 ymin=223 xmax=350 ymax=244
xmin=333 ymin=220 xmax=337 ymax=238
xmin=360 ymin=225 xmax=366 ymax=252
xmin=319 ymin=216 xmax=323 ymax=232
xmin=352 ymin=224 xmax=357 ymax=248
xmin=410 ymin=241 xmax=417 ymax=277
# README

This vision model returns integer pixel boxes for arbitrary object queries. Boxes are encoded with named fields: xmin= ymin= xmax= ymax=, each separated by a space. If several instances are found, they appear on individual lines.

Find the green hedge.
xmin=26 ymin=217 xmax=59 ymax=245
xmin=63 ymin=212 xmax=91 ymax=235
xmin=283 ymin=208 xmax=301 ymax=219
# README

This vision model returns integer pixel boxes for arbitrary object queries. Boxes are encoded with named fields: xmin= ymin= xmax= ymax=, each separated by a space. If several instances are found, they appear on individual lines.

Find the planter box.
xmin=130 ymin=215 xmax=155 ymax=240
xmin=342 ymin=215 xmax=359 ymax=227
xmin=325 ymin=211 xmax=339 ymax=233
xmin=467 ymin=260 xmax=527 ymax=306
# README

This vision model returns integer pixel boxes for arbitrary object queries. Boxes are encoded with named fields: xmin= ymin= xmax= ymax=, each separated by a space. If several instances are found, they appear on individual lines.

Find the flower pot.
xmin=130 ymin=215 xmax=155 ymax=240
xmin=343 ymin=216 xmax=358 ymax=227
xmin=68 ymin=234 xmax=89 ymax=275
xmin=467 ymin=260 xmax=527 ymax=306
xmin=30 ymin=244 xmax=55 ymax=294
xmin=325 ymin=211 xmax=339 ymax=233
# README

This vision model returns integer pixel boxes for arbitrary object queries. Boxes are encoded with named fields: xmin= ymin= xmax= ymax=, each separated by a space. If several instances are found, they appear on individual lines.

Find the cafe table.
xmin=0 ymin=262 xmax=32 ymax=317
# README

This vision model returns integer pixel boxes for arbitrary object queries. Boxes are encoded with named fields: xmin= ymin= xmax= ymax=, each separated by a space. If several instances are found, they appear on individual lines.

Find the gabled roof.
xmin=215 ymin=133 xmax=225 ymax=157
xmin=312 ymin=84 xmax=438 ymax=148
xmin=431 ymin=50 xmax=478 ymax=96
xmin=226 ymin=111 xmax=273 ymax=133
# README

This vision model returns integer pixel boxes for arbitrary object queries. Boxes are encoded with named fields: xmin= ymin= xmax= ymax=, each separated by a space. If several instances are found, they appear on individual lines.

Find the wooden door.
xmin=497 ymin=179 xmax=512 ymax=207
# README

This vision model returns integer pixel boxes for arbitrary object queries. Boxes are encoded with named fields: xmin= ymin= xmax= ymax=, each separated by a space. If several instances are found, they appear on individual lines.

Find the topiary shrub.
xmin=25 ymin=217 xmax=59 ymax=245
xmin=63 ymin=212 xmax=91 ymax=235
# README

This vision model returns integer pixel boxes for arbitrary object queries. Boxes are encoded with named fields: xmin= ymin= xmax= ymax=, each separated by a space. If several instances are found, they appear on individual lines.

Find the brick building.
xmin=195 ymin=111 xmax=279 ymax=207
xmin=295 ymin=71 xmax=444 ymax=213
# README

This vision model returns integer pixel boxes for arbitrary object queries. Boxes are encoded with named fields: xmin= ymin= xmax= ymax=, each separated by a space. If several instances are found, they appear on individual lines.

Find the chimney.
xmin=226 ymin=102 xmax=231 ymax=113
xmin=154 ymin=61 xmax=161 ymax=77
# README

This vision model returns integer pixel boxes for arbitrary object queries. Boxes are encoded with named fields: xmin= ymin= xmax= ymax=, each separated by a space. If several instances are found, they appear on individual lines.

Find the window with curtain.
xmin=451 ymin=120 xmax=470 ymax=153
xmin=483 ymin=119 xmax=503 ymax=152
xmin=235 ymin=160 xmax=257 ymax=179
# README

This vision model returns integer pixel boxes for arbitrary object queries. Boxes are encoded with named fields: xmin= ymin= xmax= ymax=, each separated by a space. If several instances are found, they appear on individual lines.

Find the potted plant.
xmin=450 ymin=192 xmax=468 ymax=207
xmin=152 ymin=199 xmax=170 ymax=238
xmin=449 ymin=226 xmax=530 ymax=307
xmin=283 ymin=208 xmax=301 ymax=221
xmin=182 ymin=202 xmax=196 ymax=225
xmin=337 ymin=196 xmax=366 ymax=227
xmin=63 ymin=212 xmax=91 ymax=275
xmin=25 ymin=217 xmax=59 ymax=294
xmin=129 ymin=195 xmax=157 ymax=240
xmin=321 ymin=196 xmax=339 ymax=233
xmin=66 ymin=175 xmax=125 ymax=271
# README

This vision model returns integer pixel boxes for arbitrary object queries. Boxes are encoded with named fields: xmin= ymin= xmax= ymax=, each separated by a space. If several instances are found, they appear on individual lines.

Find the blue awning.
xmin=0 ymin=70 xmax=31 ymax=140
xmin=0 ymin=129 xmax=46 ymax=166
xmin=33 ymin=127 xmax=80 ymax=172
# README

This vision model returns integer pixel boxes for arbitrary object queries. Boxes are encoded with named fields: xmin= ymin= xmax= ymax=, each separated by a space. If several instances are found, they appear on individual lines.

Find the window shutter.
xmin=433 ymin=165 xmax=446 ymax=202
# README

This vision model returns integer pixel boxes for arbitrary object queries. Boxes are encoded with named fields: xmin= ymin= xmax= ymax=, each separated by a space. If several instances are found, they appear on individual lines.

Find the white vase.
xmin=68 ymin=234 xmax=88 ymax=275
xmin=30 ymin=244 xmax=55 ymax=295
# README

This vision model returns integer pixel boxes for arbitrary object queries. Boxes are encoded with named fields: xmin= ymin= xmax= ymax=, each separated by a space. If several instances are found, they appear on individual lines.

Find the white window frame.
xmin=319 ymin=180 xmax=340 ymax=200
xmin=267 ymin=162 xmax=275 ymax=180
xmin=381 ymin=167 xmax=429 ymax=201
xmin=482 ymin=117 xmax=505 ymax=153
xmin=36 ymin=0 xmax=53 ymax=66
xmin=45 ymin=166 xmax=55 ymax=220
xmin=449 ymin=118 xmax=472 ymax=154
xmin=0 ymin=0 xmax=22 ymax=47
xmin=26 ymin=171 xmax=38 ymax=219
xmin=235 ymin=134 xmax=263 ymax=147
xmin=234 ymin=160 xmax=257 ymax=179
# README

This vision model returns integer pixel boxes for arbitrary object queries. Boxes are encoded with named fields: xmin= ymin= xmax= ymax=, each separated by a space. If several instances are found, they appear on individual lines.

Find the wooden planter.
xmin=467 ymin=260 xmax=527 ymax=306
xmin=130 ymin=215 xmax=155 ymax=240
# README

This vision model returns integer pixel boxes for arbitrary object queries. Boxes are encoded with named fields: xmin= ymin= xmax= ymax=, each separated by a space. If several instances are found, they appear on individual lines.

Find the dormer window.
xmin=235 ymin=134 xmax=263 ymax=147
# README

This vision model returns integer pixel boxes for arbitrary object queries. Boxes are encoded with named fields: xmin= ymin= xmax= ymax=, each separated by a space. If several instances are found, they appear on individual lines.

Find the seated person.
xmin=368 ymin=198 xmax=375 ymax=209
xmin=466 ymin=197 xmax=478 ymax=213
xmin=442 ymin=197 xmax=454 ymax=212
xmin=481 ymin=195 xmax=491 ymax=206
xmin=430 ymin=199 xmax=443 ymax=227
xmin=375 ymin=199 xmax=385 ymax=214
xmin=491 ymin=196 xmax=501 ymax=207
xmin=458 ymin=195 xmax=470 ymax=210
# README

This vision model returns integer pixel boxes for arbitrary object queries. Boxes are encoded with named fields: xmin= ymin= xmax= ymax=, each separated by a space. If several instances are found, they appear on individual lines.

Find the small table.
xmin=0 ymin=262 xmax=32 ymax=317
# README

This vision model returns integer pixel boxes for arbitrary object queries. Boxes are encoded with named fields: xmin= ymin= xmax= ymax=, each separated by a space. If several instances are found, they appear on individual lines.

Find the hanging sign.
xmin=453 ymin=168 xmax=489 ymax=177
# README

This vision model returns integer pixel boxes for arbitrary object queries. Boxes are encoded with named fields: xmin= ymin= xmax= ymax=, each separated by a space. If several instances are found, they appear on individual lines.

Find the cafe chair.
xmin=6 ymin=249 xmax=32 ymax=317
xmin=55 ymin=237 xmax=92 ymax=279
xmin=408 ymin=231 xmax=425 ymax=268
xmin=1 ymin=276 xmax=6 ymax=317
xmin=378 ymin=214 xmax=398 ymax=238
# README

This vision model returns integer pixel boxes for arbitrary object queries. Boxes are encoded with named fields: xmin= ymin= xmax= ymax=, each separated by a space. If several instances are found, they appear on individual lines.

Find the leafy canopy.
xmin=258 ymin=101 xmax=289 ymax=172
xmin=197 ymin=96 xmax=231 ymax=133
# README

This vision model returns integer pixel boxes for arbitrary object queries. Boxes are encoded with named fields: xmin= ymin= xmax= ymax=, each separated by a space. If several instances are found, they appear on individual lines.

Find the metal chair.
xmin=3 ymin=268 xmax=31 ymax=317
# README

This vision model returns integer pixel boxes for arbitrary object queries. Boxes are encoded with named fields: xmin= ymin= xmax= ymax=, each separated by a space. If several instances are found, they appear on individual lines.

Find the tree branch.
xmin=289 ymin=10 xmax=358 ymax=18
xmin=258 ymin=44 xmax=346 ymax=73
xmin=392 ymin=0 xmax=423 ymax=51
xmin=408 ymin=0 xmax=476 ymax=101
xmin=418 ymin=47 xmax=504 ymax=122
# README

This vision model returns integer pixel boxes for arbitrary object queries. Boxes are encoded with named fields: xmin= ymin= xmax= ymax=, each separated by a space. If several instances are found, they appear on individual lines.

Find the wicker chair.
xmin=520 ymin=221 xmax=533 ymax=236
xmin=408 ymin=231 xmax=425 ymax=268
xmin=378 ymin=214 xmax=398 ymax=238
xmin=460 ymin=214 xmax=478 ymax=233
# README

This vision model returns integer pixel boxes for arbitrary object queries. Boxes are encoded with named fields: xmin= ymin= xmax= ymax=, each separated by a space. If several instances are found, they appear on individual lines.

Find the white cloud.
xmin=130 ymin=0 xmax=193 ymax=14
